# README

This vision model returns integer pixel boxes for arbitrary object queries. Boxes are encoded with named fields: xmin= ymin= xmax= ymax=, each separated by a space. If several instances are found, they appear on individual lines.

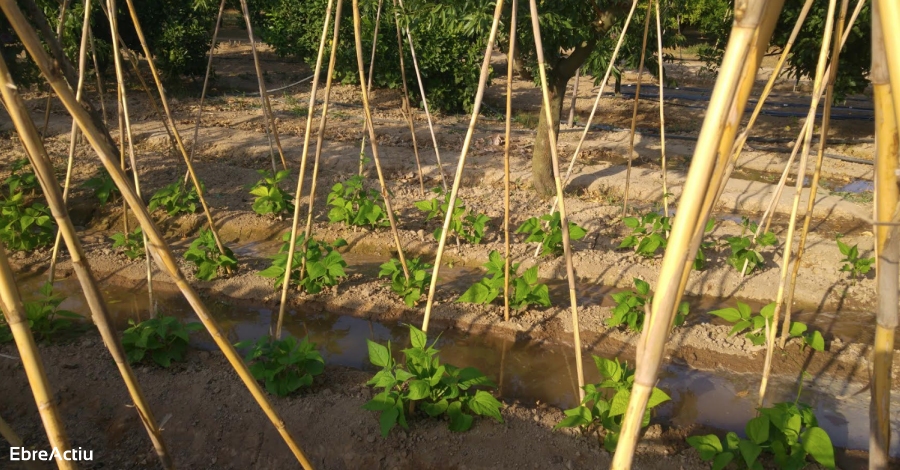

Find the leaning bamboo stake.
xmin=502 ymin=0 xmax=518 ymax=322
xmin=273 ymin=0 xmax=335 ymax=340
xmin=47 ymin=0 xmax=93 ymax=283
xmin=419 ymin=0 xmax=504 ymax=333
xmin=351 ymin=0 xmax=412 ymax=281
xmin=0 ymin=413 xmax=25 ymax=450
xmin=2 ymin=5 xmax=315 ymax=465
xmin=566 ymin=68 xmax=580 ymax=128
xmin=611 ymin=2 xmax=781 ymax=466
xmin=759 ymin=0 xmax=837 ymax=408
xmin=392 ymin=0 xmax=425 ymax=197
xmin=40 ymin=0 xmax=70 ymax=138
xmin=526 ymin=0 xmax=586 ymax=400
xmin=780 ymin=0 xmax=849 ymax=348
xmin=622 ymin=0 xmax=653 ymax=217
xmin=869 ymin=3 xmax=898 ymax=467
xmin=186 ymin=0 xmax=227 ymax=178
xmin=0 ymin=246 xmax=74 ymax=470
xmin=397 ymin=0 xmax=448 ymax=190
xmin=356 ymin=0 xmax=383 ymax=178
xmin=875 ymin=0 xmax=900 ymax=138
xmin=654 ymin=0 xmax=669 ymax=217
xmin=88 ymin=24 xmax=108 ymax=127
xmin=122 ymin=0 xmax=231 ymax=267
xmin=0 ymin=52 xmax=174 ymax=469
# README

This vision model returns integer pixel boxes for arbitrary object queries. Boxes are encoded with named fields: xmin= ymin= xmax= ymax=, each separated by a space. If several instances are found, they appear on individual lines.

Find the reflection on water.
xmin=16 ymin=277 xmax=899 ymax=456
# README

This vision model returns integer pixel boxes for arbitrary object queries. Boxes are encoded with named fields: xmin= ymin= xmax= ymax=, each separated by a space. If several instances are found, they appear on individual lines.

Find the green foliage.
xmin=556 ymin=356 xmax=670 ymax=452
xmin=456 ymin=250 xmax=550 ymax=310
xmin=148 ymin=181 xmax=202 ymax=217
xmin=110 ymin=227 xmax=145 ymax=260
xmin=249 ymin=169 xmax=294 ymax=217
xmin=3 ymin=159 xmax=38 ymax=195
xmin=121 ymin=316 xmax=203 ymax=367
xmin=836 ymin=235 xmax=873 ymax=280
xmin=82 ymin=170 xmax=119 ymax=206
xmin=709 ymin=302 xmax=825 ymax=351
xmin=0 ymin=193 xmax=55 ymax=252
xmin=687 ymin=400 xmax=835 ymax=470
xmin=619 ymin=212 xmax=670 ymax=258
xmin=0 ymin=282 xmax=83 ymax=343
xmin=727 ymin=217 xmax=778 ymax=275
xmin=607 ymin=278 xmax=688 ymax=332
xmin=326 ymin=175 xmax=388 ymax=229
xmin=515 ymin=212 xmax=587 ymax=257
xmin=379 ymin=257 xmax=432 ymax=308
xmin=364 ymin=324 xmax=503 ymax=436
xmin=258 ymin=232 xmax=348 ymax=294
xmin=235 ymin=335 xmax=325 ymax=397
xmin=183 ymin=228 xmax=237 ymax=281
xmin=415 ymin=187 xmax=491 ymax=244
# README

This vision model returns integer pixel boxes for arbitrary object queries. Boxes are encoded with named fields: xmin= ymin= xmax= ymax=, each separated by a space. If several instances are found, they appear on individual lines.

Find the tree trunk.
xmin=531 ymin=77 xmax=567 ymax=197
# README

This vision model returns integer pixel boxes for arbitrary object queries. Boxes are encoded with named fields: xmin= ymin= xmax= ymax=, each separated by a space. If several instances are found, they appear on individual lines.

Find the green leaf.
xmin=447 ymin=401 xmax=474 ymax=432
xmin=421 ymin=399 xmax=449 ymax=417
xmin=408 ymin=324 xmax=427 ymax=349
xmin=709 ymin=307 xmax=741 ymax=323
xmin=738 ymin=439 xmax=761 ymax=468
xmin=745 ymin=415 xmax=769 ymax=444
xmin=801 ymin=427 xmax=835 ymax=469
xmin=367 ymin=340 xmax=391 ymax=367
xmin=379 ymin=406 xmax=399 ymax=437
xmin=634 ymin=278 xmax=650 ymax=296
xmin=467 ymin=390 xmax=503 ymax=422
xmin=686 ymin=434 xmax=723 ymax=461
xmin=646 ymin=387 xmax=670 ymax=409
xmin=805 ymin=331 xmax=825 ymax=351
xmin=711 ymin=452 xmax=733 ymax=470
xmin=406 ymin=379 xmax=430 ymax=400
xmin=788 ymin=322 xmax=807 ymax=337
xmin=608 ymin=389 xmax=630 ymax=417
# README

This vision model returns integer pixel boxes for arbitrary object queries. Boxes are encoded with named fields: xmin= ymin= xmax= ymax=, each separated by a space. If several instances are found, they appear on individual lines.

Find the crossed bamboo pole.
xmin=356 ymin=0 xmax=383 ymax=178
xmin=39 ymin=0 xmax=70 ymax=138
xmin=0 ymin=49 xmax=174 ymax=468
xmin=612 ymin=1 xmax=784 ymax=466
xmin=502 ymin=0 xmax=518 ymax=322
xmin=392 ymin=0 xmax=425 ymax=197
xmin=654 ymin=0 xmax=669 ymax=217
xmin=0 ymin=3 xmax=315 ymax=466
xmin=621 ymin=0 xmax=653 ymax=217
xmin=186 ymin=0 xmax=227 ymax=177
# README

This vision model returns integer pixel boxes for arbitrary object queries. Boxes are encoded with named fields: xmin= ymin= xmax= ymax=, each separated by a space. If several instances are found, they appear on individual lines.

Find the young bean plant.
xmin=149 ymin=181 xmax=203 ymax=216
xmin=516 ymin=212 xmax=587 ymax=257
xmin=249 ymin=169 xmax=294 ymax=217
xmin=379 ymin=257 xmax=433 ymax=307
xmin=82 ymin=170 xmax=119 ymax=206
xmin=110 ymin=227 xmax=145 ymax=260
xmin=258 ymin=233 xmax=348 ymax=294
xmin=235 ymin=335 xmax=325 ymax=397
xmin=0 ymin=282 xmax=83 ymax=343
xmin=456 ymin=250 xmax=550 ymax=310
xmin=0 ymin=193 xmax=55 ymax=251
xmin=709 ymin=302 xmax=825 ymax=351
xmin=607 ymin=278 xmax=689 ymax=333
xmin=415 ymin=187 xmax=491 ymax=244
xmin=122 ymin=316 xmax=203 ymax=367
xmin=556 ymin=356 xmax=670 ymax=452
xmin=619 ymin=212 xmax=670 ymax=258
xmin=364 ymin=325 xmax=503 ymax=436
xmin=4 ymin=159 xmax=38 ymax=195
xmin=183 ymin=228 xmax=237 ymax=281
xmin=835 ymin=235 xmax=874 ymax=280
xmin=726 ymin=217 xmax=778 ymax=275
xmin=326 ymin=175 xmax=388 ymax=228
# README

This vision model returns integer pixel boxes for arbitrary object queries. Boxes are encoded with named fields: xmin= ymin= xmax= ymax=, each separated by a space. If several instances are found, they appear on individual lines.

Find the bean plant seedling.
xmin=82 ymin=170 xmax=119 ymax=206
xmin=726 ymin=217 xmax=778 ymax=275
xmin=4 ymin=159 xmax=38 ymax=195
xmin=364 ymin=324 xmax=503 ymax=436
xmin=687 ymin=379 xmax=835 ymax=470
xmin=556 ymin=356 xmax=670 ymax=452
xmin=516 ymin=212 xmax=587 ymax=257
xmin=379 ymin=257 xmax=433 ymax=307
xmin=258 ymin=232 xmax=348 ymax=294
xmin=121 ymin=316 xmax=203 ymax=367
xmin=110 ymin=227 xmax=145 ymax=260
xmin=249 ymin=169 xmax=294 ymax=217
xmin=148 ymin=181 xmax=203 ymax=216
xmin=183 ymin=228 xmax=237 ymax=281
xmin=835 ymin=235 xmax=874 ymax=280
xmin=619 ymin=212 xmax=671 ymax=258
xmin=709 ymin=302 xmax=825 ymax=351
xmin=0 ymin=282 xmax=83 ymax=343
xmin=607 ymin=278 xmax=689 ymax=333
xmin=415 ymin=187 xmax=491 ymax=244
xmin=326 ymin=175 xmax=388 ymax=228
xmin=457 ymin=250 xmax=550 ymax=310
xmin=235 ymin=335 xmax=325 ymax=397
xmin=0 ymin=192 xmax=55 ymax=251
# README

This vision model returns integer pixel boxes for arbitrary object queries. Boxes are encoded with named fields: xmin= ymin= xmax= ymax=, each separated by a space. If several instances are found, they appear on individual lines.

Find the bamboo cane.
xmin=122 ymin=0 xmax=231 ymax=269
xmin=273 ymin=0 xmax=335 ymax=340
xmin=238 ymin=0 xmax=284 ymax=174
xmin=117 ymin=56 xmax=129 ymax=236
xmin=566 ymin=68 xmax=580 ymax=128
xmin=875 ymin=0 xmax=900 ymax=149
xmin=503 ymin=0 xmax=518 ymax=322
xmin=622 ymin=0 xmax=653 ymax=218
xmin=0 ymin=413 xmax=24 ymax=448
xmin=392 ymin=0 xmax=425 ymax=197
xmin=653 ymin=0 xmax=669 ymax=217
xmin=351 ymin=0 xmax=412 ymax=281
xmin=526 ymin=0 xmax=586 ymax=400
xmin=0 ymin=52 xmax=174 ymax=469
xmin=356 ymin=0 xmax=383 ymax=178
xmin=186 ymin=0 xmax=226 ymax=181
xmin=869 ymin=3 xmax=898 ymax=467
xmin=419 ymin=0 xmax=504 ymax=333
xmin=2 ymin=5 xmax=315 ymax=465
xmin=0 ymin=246 xmax=74 ymax=470
xmin=88 ymin=24 xmax=108 ymax=127
xmin=611 ymin=2 xmax=782 ymax=467
xmin=48 ymin=0 xmax=93 ymax=283
xmin=396 ymin=0 xmax=448 ymax=191
xmin=780 ymin=0 xmax=849 ymax=348
xmin=759 ymin=0 xmax=837 ymax=408
xmin=40 ymin=0 xmax=70 ymax=138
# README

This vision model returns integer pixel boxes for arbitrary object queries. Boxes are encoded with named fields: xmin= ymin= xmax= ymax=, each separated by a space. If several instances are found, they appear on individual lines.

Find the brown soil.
xmin=0 ymin=32 xmax=893 ymax=470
